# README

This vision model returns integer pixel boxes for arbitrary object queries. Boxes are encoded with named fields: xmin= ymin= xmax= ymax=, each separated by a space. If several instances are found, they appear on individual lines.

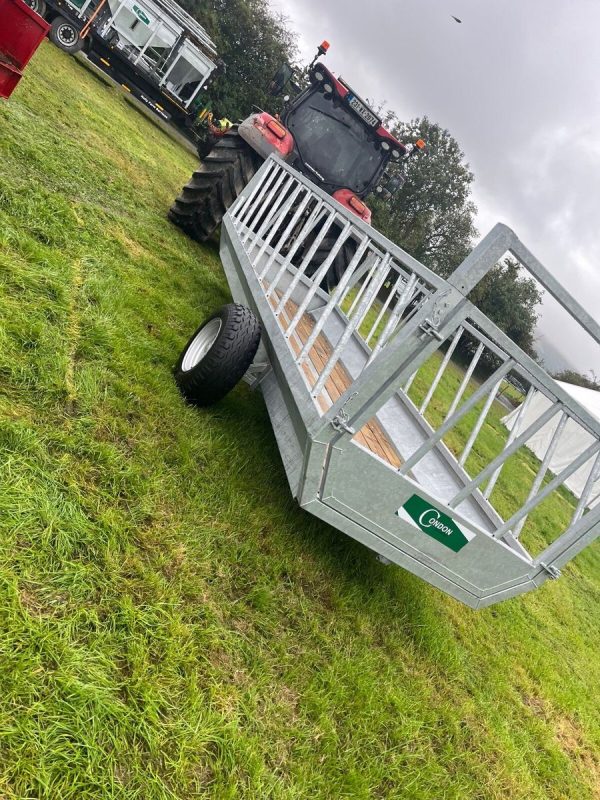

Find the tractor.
xmin=169 ymin=41 xmax=423 ymax=289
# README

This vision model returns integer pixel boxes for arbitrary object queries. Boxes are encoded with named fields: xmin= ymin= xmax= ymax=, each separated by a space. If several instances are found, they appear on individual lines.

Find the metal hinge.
xmin=419 ymin=319 xmax=444 ymax=341
xmin=540 ymin=562 xmax=561 ymax=579
xmin=331 ymin=391 xmax=358 ymax=435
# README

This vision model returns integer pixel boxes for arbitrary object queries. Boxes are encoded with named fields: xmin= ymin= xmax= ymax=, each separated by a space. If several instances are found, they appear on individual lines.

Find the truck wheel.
xmin=169 ymin=129 xmax=263 ymax=242
xmin=49 ymin=17 xmax=84 ymax=54
xmin=23 ymin=0 xmax=46 ymax=16
xmin=174 ymin=304 xmax=261 ymax=406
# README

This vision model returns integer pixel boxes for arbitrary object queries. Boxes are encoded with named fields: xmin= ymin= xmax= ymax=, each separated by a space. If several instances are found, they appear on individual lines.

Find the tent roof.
xmin=555 ymin=380 xmax=600 ymax=423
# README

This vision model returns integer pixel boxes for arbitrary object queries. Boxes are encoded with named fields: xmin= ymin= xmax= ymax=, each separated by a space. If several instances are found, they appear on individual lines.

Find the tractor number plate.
xmin=346 ymin=94 xmax=379 ymax=127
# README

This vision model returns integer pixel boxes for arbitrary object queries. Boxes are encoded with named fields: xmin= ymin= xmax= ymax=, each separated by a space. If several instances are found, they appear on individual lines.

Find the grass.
xmin=0 ymin=42 xmax=598 ymax=800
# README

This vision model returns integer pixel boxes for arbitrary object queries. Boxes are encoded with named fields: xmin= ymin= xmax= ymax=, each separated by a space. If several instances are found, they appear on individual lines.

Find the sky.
xmin=271 ymin=0 xmax=600 ymax=376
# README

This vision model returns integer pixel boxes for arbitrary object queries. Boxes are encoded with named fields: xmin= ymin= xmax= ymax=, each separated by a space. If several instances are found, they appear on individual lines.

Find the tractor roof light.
xmin=415 ymin=139 xmax=426 ymax=150
xmin=391 ymin=149 xmax=401 ymax=159
xmin=314 ymin=70 xmax=325 ymax=82
xmin=381 ymin=141 xmax=390 ymax=151
xmin=323 ymin=83 xmax=333 ymax=94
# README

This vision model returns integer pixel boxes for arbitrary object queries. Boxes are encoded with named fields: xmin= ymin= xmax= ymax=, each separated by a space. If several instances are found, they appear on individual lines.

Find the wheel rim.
xmin=57 ymin=24 xmax=77 ymax=46
xmin=181 ymin=318 xmax=221 ymax=371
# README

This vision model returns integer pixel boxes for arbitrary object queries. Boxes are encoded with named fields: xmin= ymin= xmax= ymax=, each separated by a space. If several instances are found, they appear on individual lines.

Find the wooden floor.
xmin=269 ymin=292 xmax=402 ymax=469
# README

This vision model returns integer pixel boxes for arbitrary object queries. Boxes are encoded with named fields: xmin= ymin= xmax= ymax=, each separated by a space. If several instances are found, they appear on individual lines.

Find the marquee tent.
xmin=502 ymin=380 xmax=600 ymax=509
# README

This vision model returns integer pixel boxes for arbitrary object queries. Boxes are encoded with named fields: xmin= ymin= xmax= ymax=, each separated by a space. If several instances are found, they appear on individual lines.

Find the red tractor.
xmin=169 ymin=42 xmax=423 ymax=288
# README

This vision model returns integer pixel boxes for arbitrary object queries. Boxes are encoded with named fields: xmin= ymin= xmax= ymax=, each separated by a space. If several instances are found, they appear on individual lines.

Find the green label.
xmin=399 ymin=494 xmax=475 ymax=553
xmin=132 ymin=4 xmax=151 ymax=24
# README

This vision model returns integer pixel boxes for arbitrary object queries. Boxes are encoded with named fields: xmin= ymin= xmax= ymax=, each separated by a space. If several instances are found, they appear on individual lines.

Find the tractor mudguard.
xmin=238 ymin=113 xmax=294 ymax=161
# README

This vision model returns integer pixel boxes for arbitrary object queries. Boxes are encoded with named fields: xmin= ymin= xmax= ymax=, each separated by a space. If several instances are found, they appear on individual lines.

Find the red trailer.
xmin=0 ymin=0 xmax=50 ymax=99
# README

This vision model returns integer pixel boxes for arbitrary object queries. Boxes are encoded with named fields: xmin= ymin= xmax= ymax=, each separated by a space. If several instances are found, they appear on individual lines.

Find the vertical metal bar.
xmin=483 ymin=386 xmax=536 ymax=500
xmin=458 ymin=371 xmax=506 ymax=467
xmin=419 ymin=326 xmax=465 ymax=415
xmin=311 ymin=254 xmax=390 ymax=397
xmin=263 ymin=201 xmax=328 ymax=289
xmin=273 ymin=212 xmax=342 ymax=313
xmin=245 ymin=173 xmax=294 ymax=249
xmin=133 ymin=19 xmax=163 ymax=65
xmin=365 ymin=272 xmax=404 ymax=346
xmin=241 ymin=168 xmax=287 ymax=244
xmin=366 ymin=274 xmax=418 ymax=365
xmin=346 ymin=255 xmax=378 ymax=317
xmin=444 ymin=341 xmax=485 ymax=422
xmin=403 ymin=370 xmax=418 ymax=394
xmin=296 ymin=236 xmax=369 ymax=364
xmin=448 ymin=402 xmax=560 ymax=507
xmin=252 ymin=183 xmax=304 ymax=263
xmin=572 ymin=449 xmax=600 ymax=524
xmin=233 ymin=160 xmax=277 ymax=223
xmin=234 ymin=160 xmax=278 ymax=228
xmin=257 ymin=190 xmax=313 ymax=281
xmin=398 ymin=360 xmax=515 ymax=476
xmin=494 ymin=441 xmax=600 ymax=542
xmin=354 ymin=255 xmax=392 ymax=333
xmin=512 ymin=411 xmax=568 ymax=538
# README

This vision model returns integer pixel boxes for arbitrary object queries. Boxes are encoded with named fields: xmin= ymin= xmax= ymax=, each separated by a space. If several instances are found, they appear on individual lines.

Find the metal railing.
xmin=228 ymin=156 xmax=600 ymax=567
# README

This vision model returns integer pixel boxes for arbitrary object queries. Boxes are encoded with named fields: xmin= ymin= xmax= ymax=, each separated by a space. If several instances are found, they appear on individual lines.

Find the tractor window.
xmin=286 ymin=91 xmax=385 ymax=194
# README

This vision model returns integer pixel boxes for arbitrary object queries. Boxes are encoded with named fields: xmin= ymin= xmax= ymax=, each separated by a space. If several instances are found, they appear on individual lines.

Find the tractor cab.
xmin=283 ymin=64 xmax=407 ymax=200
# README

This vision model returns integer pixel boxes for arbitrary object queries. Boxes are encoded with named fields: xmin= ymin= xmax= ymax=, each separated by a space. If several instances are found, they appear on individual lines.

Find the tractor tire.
xmin=169 ymin=129 xmax=263 ymax=243
xmin=49 ymin=17 xmax=84 ymax=54
xmin=299 ymin=227 xmax=359 ymax=292
xmin=23 ymin=0 xmax=46 ymax=16
xmin=174 ymin=304 xmax=261 ymax=406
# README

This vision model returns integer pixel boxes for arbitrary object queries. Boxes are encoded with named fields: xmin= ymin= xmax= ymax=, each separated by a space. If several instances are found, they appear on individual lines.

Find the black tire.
xmin=169 ymin=128 xmax=263 ymax=242
xmin=22 ymin=0 xmax=46 ymax=16
xmin=174 ymin=304 xmax=261 ymax=406
xmin=299 ymin=226 xmax=359 ymax=292
xmin=49 ymin=17 xmax=84 ymax=54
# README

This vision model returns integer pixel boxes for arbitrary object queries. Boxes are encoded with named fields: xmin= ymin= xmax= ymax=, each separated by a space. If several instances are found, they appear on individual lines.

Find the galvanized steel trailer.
xmin=210 ymin=155 xmax=600 ymax=608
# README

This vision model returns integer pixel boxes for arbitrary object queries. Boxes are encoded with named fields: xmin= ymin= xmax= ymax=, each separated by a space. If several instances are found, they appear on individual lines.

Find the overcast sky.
xmin=271 ymin=0 xmax=600 ymax=376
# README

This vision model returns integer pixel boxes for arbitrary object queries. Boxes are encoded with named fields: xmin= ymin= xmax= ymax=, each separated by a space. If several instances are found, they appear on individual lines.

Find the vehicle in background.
xmin=22 ymin=0 xmax=222 ymax=134
xmin=169 ymin=41 xmax=424 ymax=288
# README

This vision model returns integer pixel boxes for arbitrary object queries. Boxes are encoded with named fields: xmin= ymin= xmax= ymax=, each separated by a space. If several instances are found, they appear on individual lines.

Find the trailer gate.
xmin=218 ymin=156 xmax=600 ymax=608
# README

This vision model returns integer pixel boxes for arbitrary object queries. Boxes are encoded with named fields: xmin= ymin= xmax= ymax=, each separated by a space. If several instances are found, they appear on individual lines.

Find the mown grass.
xmin=0 ymin=43 xmax=598 ymax=799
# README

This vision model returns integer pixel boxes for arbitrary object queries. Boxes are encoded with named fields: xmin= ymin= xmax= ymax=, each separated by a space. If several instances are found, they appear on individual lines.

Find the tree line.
xmin=183 ymin=0 xmax=543 ymax=365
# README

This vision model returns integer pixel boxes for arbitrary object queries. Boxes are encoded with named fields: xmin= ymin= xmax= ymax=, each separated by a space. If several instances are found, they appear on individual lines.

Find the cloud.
xmin=272 ymin=0 xmax=600 ymax=373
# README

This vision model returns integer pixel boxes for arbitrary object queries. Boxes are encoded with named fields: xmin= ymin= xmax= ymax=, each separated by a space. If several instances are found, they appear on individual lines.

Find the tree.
xmin=552 ymin=370 xmax=600 ymax=390
xmin=467 ymin=258 xmax=542 ymax=361
xmin=372 ymin=116 xmax=478 ymax=278
xmin=177 ymin=0 xmax=297 ymax=121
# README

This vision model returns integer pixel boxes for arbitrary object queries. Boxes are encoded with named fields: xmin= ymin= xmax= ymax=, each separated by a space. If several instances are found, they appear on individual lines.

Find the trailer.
xmin=175 ymin=156 xmax=600 ymax=608
xmin=0 ymin=0 xmax=50 ymax=99
xmin=23 ymin=0 xmax=220 ymax=132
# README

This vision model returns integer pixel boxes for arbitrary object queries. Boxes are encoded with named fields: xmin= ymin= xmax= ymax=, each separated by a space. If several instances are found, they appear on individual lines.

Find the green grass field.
xmin=0 ymin=43 xmax=598 ymax=800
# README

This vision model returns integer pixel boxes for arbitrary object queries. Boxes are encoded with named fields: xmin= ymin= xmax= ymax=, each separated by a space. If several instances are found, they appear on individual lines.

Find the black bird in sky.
xmin=451 ymin=15 xmax=462 ymax=23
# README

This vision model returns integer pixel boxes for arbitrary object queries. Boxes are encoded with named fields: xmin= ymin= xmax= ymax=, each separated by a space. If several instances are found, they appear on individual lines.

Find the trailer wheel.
xmin=169 ymin=129 xmax=263 ymax=242
xmin=174 ymin=304 xmax=261 ymax=406
xmin=22 ymin=0 xmax=46 ymax=16
xmin=49 ymin=17 xmax=84 ymax=54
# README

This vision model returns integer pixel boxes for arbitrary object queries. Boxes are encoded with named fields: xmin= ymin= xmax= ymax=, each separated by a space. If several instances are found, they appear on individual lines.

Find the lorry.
xmin=22 ymin=0 xmax=221 ymax=132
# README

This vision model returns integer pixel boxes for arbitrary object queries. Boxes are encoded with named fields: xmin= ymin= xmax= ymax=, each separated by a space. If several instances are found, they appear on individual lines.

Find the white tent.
xmin=502 ymin=380 xmax=600 ymax=509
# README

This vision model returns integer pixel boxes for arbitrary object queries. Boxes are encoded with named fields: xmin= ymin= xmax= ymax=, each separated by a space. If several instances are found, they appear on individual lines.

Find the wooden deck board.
xmin=268 ymin=292 xmax=402 ymax=469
